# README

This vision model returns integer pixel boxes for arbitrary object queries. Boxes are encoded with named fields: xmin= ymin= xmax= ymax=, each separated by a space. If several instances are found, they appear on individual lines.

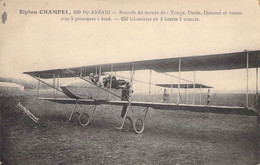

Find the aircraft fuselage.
xmin=60 ymin=79 xmax=122 ymax=100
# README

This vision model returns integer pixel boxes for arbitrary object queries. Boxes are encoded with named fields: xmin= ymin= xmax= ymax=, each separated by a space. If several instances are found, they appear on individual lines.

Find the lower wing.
xmin=38 ymin=97 xmax=258 ymax=116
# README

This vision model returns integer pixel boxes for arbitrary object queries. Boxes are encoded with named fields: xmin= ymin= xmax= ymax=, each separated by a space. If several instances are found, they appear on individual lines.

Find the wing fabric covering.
xmin=38 ymin=98 xmax=258 ymax=116
xmin=24 ymin=50 xmax=260 ymax=79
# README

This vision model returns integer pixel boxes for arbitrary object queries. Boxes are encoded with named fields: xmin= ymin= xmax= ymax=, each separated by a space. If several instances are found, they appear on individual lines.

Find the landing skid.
xmin=114 ymin=103 xmax=132 ymax=130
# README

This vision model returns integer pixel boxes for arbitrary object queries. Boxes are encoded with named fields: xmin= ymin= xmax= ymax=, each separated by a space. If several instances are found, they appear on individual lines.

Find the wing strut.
xmin=193 ymin=71 xmax=195 ymax=105
xmin=56 ymin=74 xmax=60 ymax=97
xmin=109 ymin=65 xmax=113 ymax=99
xmin=170 ymin=76 xmax=173 ymax=102
xmin=246 ymin=51 xmax=249 ymax=107
xmin=256 ymin=67 xmax=259 ymax=112
xmin=130 ymin=62 xmax=135 ymax=99
xmin=177 ymin=59 xmax=181 ymax=104
xmin=53 ymin=74 xmax=56 ymax=97
xmin=200 ymin=85 xmax=202 ymax=105
xmin=69 ymin=100 xmax=78 ymax=121
xmin=37 ymin=74 xmax=40 ymax=98
xmin=149 ymin=69 xmax=152 ymax=94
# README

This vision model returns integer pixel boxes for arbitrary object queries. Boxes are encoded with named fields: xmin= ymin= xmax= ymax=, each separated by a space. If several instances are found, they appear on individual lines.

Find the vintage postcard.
xmin=0 ymin=0 xmax=259 ymax=164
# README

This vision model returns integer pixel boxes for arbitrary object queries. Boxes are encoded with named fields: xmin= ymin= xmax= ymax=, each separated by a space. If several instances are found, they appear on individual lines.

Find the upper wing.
xmin=24 ymin=50 xmax=260 ymax=79
xmin=39 ymin=97 xmax=258 ymax=116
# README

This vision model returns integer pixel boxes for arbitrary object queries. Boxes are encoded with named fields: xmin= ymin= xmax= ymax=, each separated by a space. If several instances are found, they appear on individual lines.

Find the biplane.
xmin=24 ymin=50 xmax=260 ymax=133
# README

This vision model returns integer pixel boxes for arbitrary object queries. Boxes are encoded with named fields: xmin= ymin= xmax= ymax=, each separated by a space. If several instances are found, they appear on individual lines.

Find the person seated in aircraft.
xmin=94 ymin=74 xmax=99 ymax=82
xmin=104 ymin=76 xmax=127 ymax=89
xmin=106 ymin=76 xmax=111 ymax=88
xmin=89 ymin=73 xmax=96 ymax=84
xmin=94 ymin=74 xmax=102 ymax=86
xmin=103 ymin=77 xmax=108 ymax=87
xmin=106 ymin=76 xmax=117 ymax=88
xmin=111 ymin=76 xmax=117 ymax=88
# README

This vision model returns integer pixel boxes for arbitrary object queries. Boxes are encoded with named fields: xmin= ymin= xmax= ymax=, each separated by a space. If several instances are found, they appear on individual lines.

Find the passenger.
xmin=106 ymin=76 xmax=111 ymax=87
xmin=106 ymin=82 xmax=110 ymax=88
xmin=103 ymin=77 xmax=108 ymax=87
xmin=106 ymin=76 xmax=117 ymax=88
xmin=105 ymin=75 xmax=127 ymax=89
xmin=89 ymin=73 xmax=96 ymax=84
xmin=94 ymin=74 xmax=102 ymax=86
xmin=94 ymin=74 xmax=99 ymax=82
xmin=111 ymin=76 xmax=117 ymax=88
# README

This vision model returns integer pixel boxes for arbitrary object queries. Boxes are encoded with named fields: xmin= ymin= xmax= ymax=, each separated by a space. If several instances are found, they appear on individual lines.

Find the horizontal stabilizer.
xmin=156 ymin=83 xmax=212 ymax=88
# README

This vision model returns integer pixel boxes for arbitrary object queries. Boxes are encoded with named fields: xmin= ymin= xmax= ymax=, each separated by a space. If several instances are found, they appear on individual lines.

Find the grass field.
xmin=0 ymin=91 xmax=259 ymax=164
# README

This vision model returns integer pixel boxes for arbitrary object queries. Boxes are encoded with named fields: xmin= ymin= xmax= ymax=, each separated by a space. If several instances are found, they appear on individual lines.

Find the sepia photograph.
xmin=0 ymin=0 xmax=260 ymax=164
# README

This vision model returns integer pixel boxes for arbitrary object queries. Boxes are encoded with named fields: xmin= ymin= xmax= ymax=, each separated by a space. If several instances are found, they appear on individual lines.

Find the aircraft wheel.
xmin=133 ymin=118 xmax=145 ymax=134
xmin=79 ymin=112 xmax=90 ymax=126
xmin=71 ymin=112 xmax=80 ymax=125
xmin=123 ymin=116 xmax=133 ymax=132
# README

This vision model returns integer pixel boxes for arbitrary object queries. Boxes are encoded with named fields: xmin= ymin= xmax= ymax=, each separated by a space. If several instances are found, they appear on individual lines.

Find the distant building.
xmin=0 ymin=82 xmax=24 ymax=94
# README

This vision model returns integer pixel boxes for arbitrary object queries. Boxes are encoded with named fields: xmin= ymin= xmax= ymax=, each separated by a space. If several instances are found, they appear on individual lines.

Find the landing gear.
xmin=132 ymin=107 xmax=149 ymax=134
xmin=115 ymin=103 xmax=149 ymax=134
xmin=70 ymin=112 xmax=80 ymax=125
xmin=133 ymin=118 xmax=145 ymax=134
xmin=68 ymin=100 xmax=149 ymax=134
xmin=68 ymin=101 xmax=97 ymax=127
xmin=79 ymin=112 xmax=90 ymax=126
xmin=123 ymin=116 xmax=133 ymax=132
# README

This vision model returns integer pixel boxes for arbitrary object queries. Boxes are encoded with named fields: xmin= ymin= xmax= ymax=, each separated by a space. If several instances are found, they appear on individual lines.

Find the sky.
xmin=0 ymin=0 xmax=260 ymax=93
